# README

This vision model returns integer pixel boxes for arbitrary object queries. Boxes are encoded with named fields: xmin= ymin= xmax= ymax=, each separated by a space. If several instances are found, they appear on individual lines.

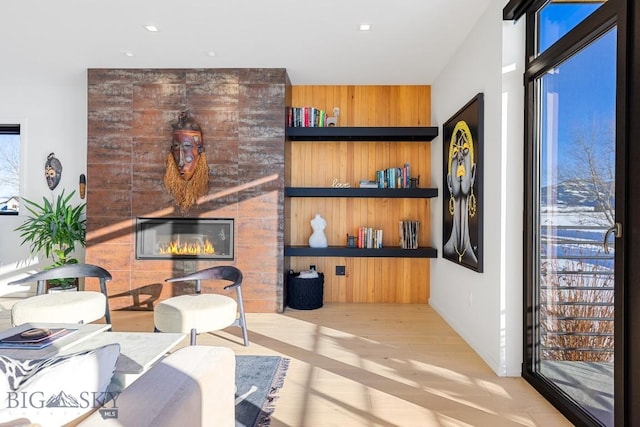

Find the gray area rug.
xmin=235 ymin=355 xmax=289 ymax=427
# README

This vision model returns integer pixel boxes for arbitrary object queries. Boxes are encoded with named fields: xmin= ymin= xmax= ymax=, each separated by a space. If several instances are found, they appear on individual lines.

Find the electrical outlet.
xmin=336 ymin=265 xmax=346 ymax=276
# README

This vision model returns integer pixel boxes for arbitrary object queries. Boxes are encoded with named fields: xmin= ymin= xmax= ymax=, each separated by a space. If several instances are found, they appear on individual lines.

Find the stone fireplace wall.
xmin=86 ymin=68 xmax=288 ymax=312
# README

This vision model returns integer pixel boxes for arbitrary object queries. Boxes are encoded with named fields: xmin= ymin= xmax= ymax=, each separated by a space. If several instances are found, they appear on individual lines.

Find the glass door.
xmin=524 ymin=2 xmax=620 ymax=424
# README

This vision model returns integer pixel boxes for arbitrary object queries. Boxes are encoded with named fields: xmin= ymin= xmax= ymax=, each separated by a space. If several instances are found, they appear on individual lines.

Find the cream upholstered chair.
xmin=154 ymin=266 xmax=249 ymax=346
xmin=8 ymin=263 xmax=112 ymax=327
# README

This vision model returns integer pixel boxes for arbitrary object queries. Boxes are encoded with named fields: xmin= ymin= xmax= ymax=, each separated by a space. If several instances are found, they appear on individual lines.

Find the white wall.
xmin=430 ymin=0 xmax=525 ymax=376
xmin=0 ymin=78 xmax=88 ymax=287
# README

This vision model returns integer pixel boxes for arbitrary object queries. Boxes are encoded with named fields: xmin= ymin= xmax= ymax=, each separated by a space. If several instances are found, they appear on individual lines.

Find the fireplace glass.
xmin=136 ymin=217 xmax=234 ymax=260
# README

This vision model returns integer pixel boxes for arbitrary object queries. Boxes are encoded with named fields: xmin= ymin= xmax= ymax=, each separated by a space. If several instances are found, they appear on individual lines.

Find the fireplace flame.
xmin=159 ymin=238 xmax=215 ymax=256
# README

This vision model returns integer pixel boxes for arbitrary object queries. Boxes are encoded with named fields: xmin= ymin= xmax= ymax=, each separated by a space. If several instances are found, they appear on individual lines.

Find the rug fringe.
xmin=256 ymin=357 xmax=290 ymax=427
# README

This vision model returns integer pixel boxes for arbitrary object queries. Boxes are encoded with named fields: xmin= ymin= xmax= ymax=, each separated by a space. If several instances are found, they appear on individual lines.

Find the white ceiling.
xmin=2 ymin=0 xmax=494 ymax=86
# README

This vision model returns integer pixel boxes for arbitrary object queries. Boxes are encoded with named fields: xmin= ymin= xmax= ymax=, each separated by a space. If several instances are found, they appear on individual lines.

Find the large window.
xmin=508 ymin=0 xmax=640 ymax=424
xmin=515 ymin=0 xmax=625 ymax=424
xmin=0 ymin=124 xmax=20 ymax=215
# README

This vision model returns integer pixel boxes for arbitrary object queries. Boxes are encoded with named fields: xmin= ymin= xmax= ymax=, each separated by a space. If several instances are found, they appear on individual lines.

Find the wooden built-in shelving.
xmin=285 ymin=85 xmax=435 ymax=304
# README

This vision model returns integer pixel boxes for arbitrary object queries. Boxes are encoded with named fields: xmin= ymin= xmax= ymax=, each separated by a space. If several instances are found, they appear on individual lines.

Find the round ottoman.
xmin=11 ymin=291 xmax=107 ymax=326
xmin=154 ymin=294 xmax=238 ymax=345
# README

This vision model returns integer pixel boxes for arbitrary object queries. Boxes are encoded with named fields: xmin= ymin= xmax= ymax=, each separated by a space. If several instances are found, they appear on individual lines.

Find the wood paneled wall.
xmin=286 ymin=86 xmax=432 ymax=303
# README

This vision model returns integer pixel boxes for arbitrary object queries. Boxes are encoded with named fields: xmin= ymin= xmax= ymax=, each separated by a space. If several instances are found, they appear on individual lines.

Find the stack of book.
xmin=0 ymin=327 xmax=77 ymax=350
xmin=288 ymin=107 xmax=327 ymax=127
xmin=357 ymin=226 xmax=383 ymax=249
xmin=399 ymin=220 xmax=420 ymax=249
xmin=358 ymin=180 xmax=378 ymax=188
xmin=376 ymin=163 xmax=411 ymax=188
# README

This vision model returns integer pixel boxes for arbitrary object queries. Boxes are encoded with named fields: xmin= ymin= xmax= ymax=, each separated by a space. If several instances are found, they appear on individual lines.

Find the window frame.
xmin=0 ymin=124 xmax=21 ymax=216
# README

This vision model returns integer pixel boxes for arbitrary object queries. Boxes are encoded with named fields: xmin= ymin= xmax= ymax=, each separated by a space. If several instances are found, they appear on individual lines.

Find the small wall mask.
xmin=45 ymin=153 xmax=62 ymax=190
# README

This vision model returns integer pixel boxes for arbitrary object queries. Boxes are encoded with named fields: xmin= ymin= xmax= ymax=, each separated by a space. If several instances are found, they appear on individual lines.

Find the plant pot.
xmin=46 ymin=278 xmax=79 ymax=293
xmin=48 ymin=286 xmax=78 ymax=294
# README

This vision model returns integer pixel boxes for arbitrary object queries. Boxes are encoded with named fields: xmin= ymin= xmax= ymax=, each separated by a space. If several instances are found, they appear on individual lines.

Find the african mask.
xmin=45 ymin=153 xmax=62 ymax=190
xmin=164 ymin=110 xmax=209 ymax=211
xmin=171 ymin=111 xmax=204 ymax=181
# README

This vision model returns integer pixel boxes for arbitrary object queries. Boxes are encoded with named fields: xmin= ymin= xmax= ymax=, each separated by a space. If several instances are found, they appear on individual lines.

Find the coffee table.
xmin=0 ymin=323 xmax=186 ymax=387
xmin=65 ymin=331 xmax=186 ymax=386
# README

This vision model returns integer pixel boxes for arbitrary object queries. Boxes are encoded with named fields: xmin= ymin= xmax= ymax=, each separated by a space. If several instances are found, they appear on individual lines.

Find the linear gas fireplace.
xmin=136 ymin=217 xmax=234 ymax=260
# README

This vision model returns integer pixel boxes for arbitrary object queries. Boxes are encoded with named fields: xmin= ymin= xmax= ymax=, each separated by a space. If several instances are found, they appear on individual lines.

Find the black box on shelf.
xmin=286 ymin=271 xmax=324 ymax=310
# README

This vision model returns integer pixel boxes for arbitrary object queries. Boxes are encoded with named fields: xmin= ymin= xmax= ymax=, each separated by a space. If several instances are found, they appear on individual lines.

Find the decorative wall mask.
xmin=164 ymin=110 xmax=209 ymax=211
xmin=79 ymin=174 xmax=86 ymax=199
xmin=45 ymin=153 xmax=62 ymax=190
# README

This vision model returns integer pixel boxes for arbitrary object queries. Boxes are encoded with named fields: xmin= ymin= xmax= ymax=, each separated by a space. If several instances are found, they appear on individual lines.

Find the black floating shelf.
xmin=286 ymin=126 xmax=438 ymax=141
xmin=284 ymin=245 xmax=437 ymax=258
xmin=285 ymin=187 xmax=438 ymax=198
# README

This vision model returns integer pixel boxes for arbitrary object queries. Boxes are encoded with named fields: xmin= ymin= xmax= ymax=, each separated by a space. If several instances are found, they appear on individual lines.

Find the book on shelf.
xmin=0 ymin=327 xmax=78 ymax=350
xmin=357 ymin=226 xmax=383 ymax=249
xmin=359 ymin=180 xmax=378 ymax=188
xmin=287 ymin=106 xmax=327 ymax=127
xmin=399 ymin=220 xmax=420 ymax=249
xmin=375 ymin=162 xmax=412 ymax=189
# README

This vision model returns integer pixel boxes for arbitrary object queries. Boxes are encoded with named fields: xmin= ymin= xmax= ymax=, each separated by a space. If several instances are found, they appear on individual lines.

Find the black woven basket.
xmin=287 ymin=272 xmax=324 ymax=310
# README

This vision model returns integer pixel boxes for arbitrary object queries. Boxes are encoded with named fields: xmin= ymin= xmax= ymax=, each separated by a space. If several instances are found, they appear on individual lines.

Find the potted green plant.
xmin=15 ymin=189 xmax=87 ymax=290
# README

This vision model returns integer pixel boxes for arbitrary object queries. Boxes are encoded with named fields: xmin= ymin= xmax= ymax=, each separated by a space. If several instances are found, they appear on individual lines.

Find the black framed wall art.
xmin=442 ymin=93 xmax=484 ymax=272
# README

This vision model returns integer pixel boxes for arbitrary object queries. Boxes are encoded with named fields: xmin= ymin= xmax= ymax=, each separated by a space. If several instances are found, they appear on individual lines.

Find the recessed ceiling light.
xmin=122 ymin=51 xmax=135 ymax=57
xmin=207 ymin=51 xmax=216 ymax=57
xmin=359 ymin=24 xmax=371 ymax=31
xmin=145 ymin=25 xmax=159 ymax=32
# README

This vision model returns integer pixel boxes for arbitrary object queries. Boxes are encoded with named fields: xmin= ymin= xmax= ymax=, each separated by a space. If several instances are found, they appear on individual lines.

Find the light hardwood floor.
xmin=111 ymin=303 xmax=573 ymax=427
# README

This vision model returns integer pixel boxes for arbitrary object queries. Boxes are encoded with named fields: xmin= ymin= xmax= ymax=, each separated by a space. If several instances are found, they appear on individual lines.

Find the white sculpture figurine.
xmin=309 ymin=214 xmax=328 ymax=248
